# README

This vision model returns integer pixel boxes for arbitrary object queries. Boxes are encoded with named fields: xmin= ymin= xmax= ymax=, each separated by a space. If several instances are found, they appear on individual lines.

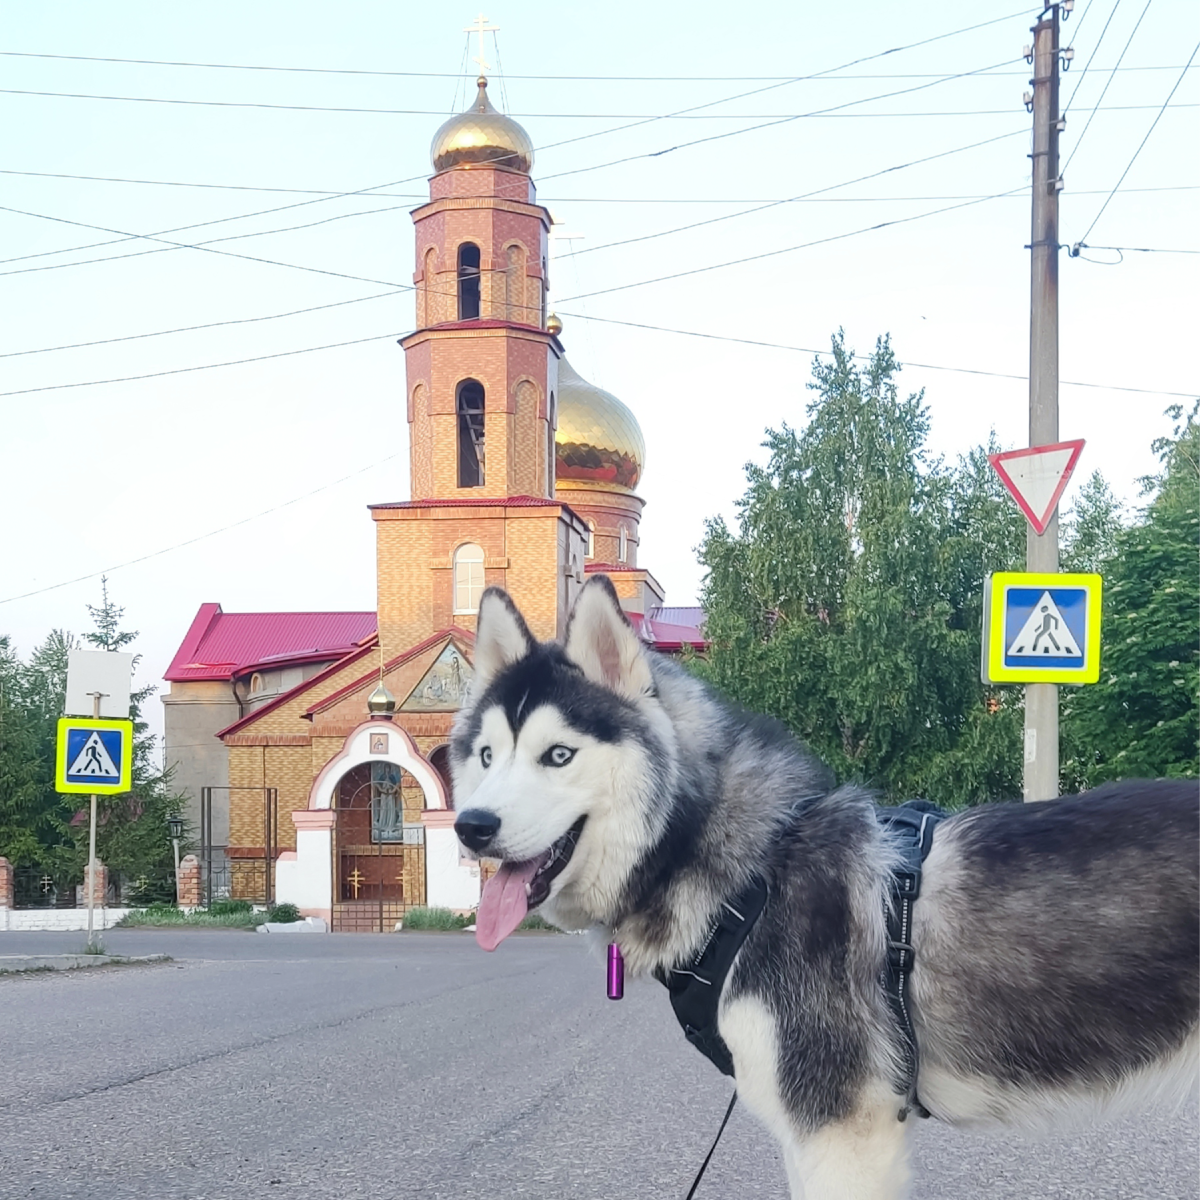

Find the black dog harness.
xmin=876 ymin=800 xmax=947 ymax=1119
xmin=659 ymin=801 xmax=947 ymax=1117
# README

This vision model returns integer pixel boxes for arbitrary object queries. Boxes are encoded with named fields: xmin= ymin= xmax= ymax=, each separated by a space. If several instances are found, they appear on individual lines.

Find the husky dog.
xmin=450 ymin=577 xmax=1199 ymax=1200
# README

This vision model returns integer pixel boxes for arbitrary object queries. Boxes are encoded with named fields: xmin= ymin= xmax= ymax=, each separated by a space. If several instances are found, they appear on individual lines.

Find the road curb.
xmin=0 ymin=953 xmax=172 ymax=974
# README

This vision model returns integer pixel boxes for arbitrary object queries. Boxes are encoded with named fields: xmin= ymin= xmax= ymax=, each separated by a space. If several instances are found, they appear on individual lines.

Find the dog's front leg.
xmin=778 ymin=1102 xmax=912 ymax=1200
xmin=722 ymin=995 xmax=912 ymax=1200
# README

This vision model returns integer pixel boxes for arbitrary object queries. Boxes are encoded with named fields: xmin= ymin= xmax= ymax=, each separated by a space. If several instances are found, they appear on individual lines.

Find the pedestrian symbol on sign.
xmin=1007 ymin=592 xmax=1082 ymax=658
xmin=65 ymin=729 xmax=122 ymax=782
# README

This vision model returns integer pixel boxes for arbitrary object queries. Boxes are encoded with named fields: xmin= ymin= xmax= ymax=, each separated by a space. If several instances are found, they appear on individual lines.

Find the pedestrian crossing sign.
xmin=983 ymin=572 xmax=1102 ymax=685
xmin=55 ymin=718 xmax=134 ymax=794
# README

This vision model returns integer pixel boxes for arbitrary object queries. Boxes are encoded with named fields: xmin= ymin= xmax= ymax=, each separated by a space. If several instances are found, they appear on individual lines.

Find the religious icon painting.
xmin=370 ymin=732 xmax=389 ymax=755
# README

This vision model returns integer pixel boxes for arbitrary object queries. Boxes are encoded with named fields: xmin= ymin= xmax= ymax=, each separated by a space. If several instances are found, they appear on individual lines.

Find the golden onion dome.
xmin=430 ymin=77 xmax=534 ymax=175
xmin=555 ymin=358 xmax=645 ymax=493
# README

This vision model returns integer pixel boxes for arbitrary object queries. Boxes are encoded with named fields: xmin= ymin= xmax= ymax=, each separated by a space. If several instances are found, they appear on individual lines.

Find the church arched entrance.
xmin=332 ymin=760 xmax=427 ymax=933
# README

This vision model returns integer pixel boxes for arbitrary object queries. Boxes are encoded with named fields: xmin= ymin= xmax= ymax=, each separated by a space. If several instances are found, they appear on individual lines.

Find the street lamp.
xmin=167 ymin=817 xmax=184 ymax=905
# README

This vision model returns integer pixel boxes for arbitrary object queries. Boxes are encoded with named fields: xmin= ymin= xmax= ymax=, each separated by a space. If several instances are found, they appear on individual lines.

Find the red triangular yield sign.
xmin=989 ymin=440 xmax=1085 ymax=534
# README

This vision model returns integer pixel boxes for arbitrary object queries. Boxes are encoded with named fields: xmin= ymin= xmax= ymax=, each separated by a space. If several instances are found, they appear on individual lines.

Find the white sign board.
xmin=65 ymin=649 xmax=133 ymax=718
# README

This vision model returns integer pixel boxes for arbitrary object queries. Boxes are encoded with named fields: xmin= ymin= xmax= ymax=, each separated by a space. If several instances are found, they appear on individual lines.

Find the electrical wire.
xmin=1072 ymin=42 xmax=1200 ymax=248
xmin=0 ymin=290 xmax=406 ymax=358
xmin=0 ymin=13 xmax=1044 ymax=80
xmin=1063 ymin=0 xmax=1123 ymax=115
xmin=0 ymin=202 xmax=412 ymax=277
xmin=1 ymin=167 xmax=1194 ymax=204
xmin=0 ymin=331 xmax=404 ymax=399
xmin=0 ymin=453 xmax=403 ymax=606
xmin=557 ymin=188 xmax=1026 ymax=303
xmin=1062 ymin=0 xmax=1156 ymax=174
xmin=557 ymin=129 xmax=1028 ymax=262
xmin=536 ymin=58 xmax=1024 ymax=183
xmin=555 ymin=310 xmax=1200 ymax=398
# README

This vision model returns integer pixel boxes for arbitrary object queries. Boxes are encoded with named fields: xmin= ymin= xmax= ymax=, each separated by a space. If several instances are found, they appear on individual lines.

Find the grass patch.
xmin=401 ymin=906 xmax=473 ymax=931
xmin=516 ymin=912 xmax=557 ymax=932
xmin=116 ymin=905 xmax=265 ymax=929
xmin=399 ymin=907 xmax=559 ymax=933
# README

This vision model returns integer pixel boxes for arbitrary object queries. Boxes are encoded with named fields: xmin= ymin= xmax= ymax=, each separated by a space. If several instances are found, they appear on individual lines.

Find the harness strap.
xmin=659 ymin=875 xmax=770 ymax=1077
xmin=876 ymin=800 xmax=947 ymax=1120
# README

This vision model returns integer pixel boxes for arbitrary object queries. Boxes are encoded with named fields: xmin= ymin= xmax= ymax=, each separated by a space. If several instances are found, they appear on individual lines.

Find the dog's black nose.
xmin=455 ymin=809 xmax=501 ymax=852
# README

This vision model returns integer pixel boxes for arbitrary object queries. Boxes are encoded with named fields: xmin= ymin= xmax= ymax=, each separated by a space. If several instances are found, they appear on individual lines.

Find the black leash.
xmin=684 ymin=1091 xmax=738 ymax=1199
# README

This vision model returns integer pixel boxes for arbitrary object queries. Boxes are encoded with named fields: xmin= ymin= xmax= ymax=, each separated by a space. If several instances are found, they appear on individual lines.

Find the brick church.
xmin=162 ymin=75 xmax=704 ymax=932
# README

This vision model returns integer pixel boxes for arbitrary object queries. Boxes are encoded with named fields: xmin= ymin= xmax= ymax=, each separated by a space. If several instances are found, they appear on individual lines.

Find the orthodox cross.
xmin=464 ymin=13 xmax=498 ymax=78
xmin=347 ymin=868 xmax=365 ymax=899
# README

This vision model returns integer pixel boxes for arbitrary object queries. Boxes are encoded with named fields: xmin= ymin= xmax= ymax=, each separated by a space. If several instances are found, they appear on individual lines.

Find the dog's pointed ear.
xmin=564 ymin=576 xmax=654 ymax=701
xmin=471 ymin=588 xmax=535 ymax=691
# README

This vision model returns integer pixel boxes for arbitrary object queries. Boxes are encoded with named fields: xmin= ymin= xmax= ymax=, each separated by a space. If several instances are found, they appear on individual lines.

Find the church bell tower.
xmin=371 ymin=73 xmax=587 ymax=658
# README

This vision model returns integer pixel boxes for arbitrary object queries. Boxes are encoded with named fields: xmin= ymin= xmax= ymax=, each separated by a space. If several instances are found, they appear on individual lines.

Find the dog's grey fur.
xmin=450 ymin=577 xmax=1199 ymax=1199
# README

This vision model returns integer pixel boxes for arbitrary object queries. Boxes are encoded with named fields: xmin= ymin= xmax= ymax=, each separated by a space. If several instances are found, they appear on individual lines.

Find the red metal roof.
xmin=164 ymin=604 xmax=378 ymax=682
xmin=641 ymin=606 xmax=707 ymax=652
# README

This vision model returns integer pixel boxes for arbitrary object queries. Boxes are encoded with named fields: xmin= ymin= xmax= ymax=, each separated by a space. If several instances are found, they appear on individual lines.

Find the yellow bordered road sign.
xmin=983 ymin=572 xmax=1103 ymax=685
xmin=55 ymin=718 xmax=133 ymax=795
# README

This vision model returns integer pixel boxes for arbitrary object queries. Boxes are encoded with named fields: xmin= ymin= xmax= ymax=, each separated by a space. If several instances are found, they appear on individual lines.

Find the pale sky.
xmin=2 ymin=0 xmax=1196 ymax=752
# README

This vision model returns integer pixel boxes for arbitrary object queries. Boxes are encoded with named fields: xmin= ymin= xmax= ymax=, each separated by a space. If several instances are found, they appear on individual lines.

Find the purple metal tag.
xmin=607 ymin=942 xmax=624 ymax=1000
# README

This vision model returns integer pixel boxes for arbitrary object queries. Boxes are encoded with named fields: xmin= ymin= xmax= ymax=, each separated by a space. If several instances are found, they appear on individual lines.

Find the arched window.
xmin=618 ymin=525 xmax=628 ymax=564
xmin=547 ymin=390 xmax=556 ymax=494
xmin=428 ymin=745 xmax=454 ymax=809
xmin=456 ymin=380 xmax=485 ymax=487
xmin=505 ymin=244 xmax=525 ymax=322
xmin=454 ymin=543 xmax=486 ymax=614
xmin=586 ymin=521 xmax=595 ymax=559
xmin=249 ymin=673 xmax=264 ymax=695
xmin=458 ymin=243 xmax=481 ymax=320
xmin=422 ymin=247 xmax=437 ymax=326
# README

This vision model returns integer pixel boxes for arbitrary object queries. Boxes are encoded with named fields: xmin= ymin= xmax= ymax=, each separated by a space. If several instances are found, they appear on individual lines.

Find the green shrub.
xmin=402 ymin=906 xmax=472 ymax=931
xmin=517 ymin=912 xmax=557 ymax=932
xmin=208 ymin=898 xmax=253 ymax=916
xmin=266 ymin=902 xmax=302 ymax=924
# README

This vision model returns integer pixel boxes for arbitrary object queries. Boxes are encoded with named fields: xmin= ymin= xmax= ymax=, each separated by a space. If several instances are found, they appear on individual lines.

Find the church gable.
xmin=400 ymin=641 xmax=473 ymax=711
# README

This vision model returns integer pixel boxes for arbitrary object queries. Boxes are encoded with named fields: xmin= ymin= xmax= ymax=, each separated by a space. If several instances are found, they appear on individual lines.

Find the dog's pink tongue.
xmin=476 ymin=860 xmax=541 ymax=951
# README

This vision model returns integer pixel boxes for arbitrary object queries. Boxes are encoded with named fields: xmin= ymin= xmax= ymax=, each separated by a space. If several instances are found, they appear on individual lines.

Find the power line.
xmin=557 ymin=129 xmax=1028 ymax=262
xmin=1062 ymin=0 xmax=1156 ymax=174
xmin=557 ymin=188 xmax=1026 ymax=302
xmin=0 ymin=203 xmax=408 ymax=288
xmin=555 ymin=310 xmax=1199 ymax=398
xmin=537 ymin=57 xmax=1023 ymax=183
xmin=0 ymin=331 xmax=404 ymax=399
xmin=1063 ymin=0 xmax=1123 ymax=115
xmin=0 ymin=290 xmax=405 ymax=358
xmin=0 ymin=201 xmax=412 ymax=276
xmin=1072 ymin=42 xmax=1200 ymax=248
xmin=0 ymin=453 xmax=402 ymax=606
xmin=2 ymin=167 xmax=1194 ymax=204
xmin=7 ymin=89 xmax=1193 ymax=119
xmin=0 ymin=14 xmax=1045 ymax=80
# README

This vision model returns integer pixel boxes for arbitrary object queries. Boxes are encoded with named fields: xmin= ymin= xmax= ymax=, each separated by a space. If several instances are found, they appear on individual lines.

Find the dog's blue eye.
xmin=541 ymin=745 xmax=575 ymax=768
xmin=480 ymin=746 xmax=492 ymax=768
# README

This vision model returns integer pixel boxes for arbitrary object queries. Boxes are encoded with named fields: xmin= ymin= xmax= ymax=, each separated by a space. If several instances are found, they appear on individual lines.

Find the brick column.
xmin=0 ymin=857 xmax=12 ymax=908
xmin=82 ymin=860 xmax=108 ymax=906
xmin=178 ymin=855 xmax=202 ymax=907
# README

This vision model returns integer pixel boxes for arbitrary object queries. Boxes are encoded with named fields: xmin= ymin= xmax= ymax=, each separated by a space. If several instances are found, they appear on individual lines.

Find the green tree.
xmin=696 ymin=332 xmax=1024 ymax=807
xmin=1063 ymin=406 xmax=1200 ymax=785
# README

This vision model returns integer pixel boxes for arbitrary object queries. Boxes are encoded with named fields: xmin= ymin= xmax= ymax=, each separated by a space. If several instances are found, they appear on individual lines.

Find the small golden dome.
xmin=555 ymin=359 xmax=645 ymax=493
xmin=546 ymin=312 xmax=563 ymax=338
xmin=367 ymin=681 xmax=396 ymax=716
xmin=430 ymin=77 xmax=534 ymax=175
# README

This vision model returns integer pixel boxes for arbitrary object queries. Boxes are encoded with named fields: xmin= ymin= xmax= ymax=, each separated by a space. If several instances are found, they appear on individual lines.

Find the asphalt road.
xmin=1 ymin=930 xmax=1196 ymax=1200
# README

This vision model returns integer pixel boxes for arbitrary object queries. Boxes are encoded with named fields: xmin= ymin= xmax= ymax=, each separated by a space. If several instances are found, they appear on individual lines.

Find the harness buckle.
xmin=892 ymin=869 xmax=920 ymax=899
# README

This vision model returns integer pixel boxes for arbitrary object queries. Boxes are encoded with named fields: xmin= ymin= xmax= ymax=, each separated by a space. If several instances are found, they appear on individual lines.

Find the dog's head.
xmin=449 ymin=576 xmax=672 ymax=949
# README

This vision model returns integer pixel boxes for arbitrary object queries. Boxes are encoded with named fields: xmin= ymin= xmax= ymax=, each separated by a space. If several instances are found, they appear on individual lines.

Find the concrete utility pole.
xmin=1024 ymin=3 xmax=1065 ymax=801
